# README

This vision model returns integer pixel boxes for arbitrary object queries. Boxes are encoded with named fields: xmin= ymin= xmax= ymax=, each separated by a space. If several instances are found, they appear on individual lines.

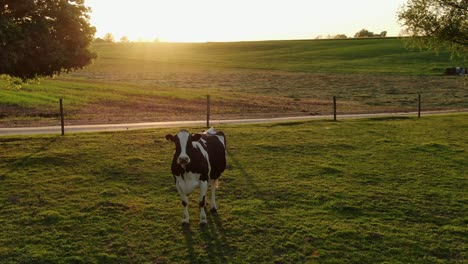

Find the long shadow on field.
xmin=226 ymin=149 xmax=259 ymax=198
xmin=179 ymin=150 xmax=249 ymax=263
xmin=181 ymin=213 xmax=234 ymax=263
xmin=6 ymin=136 xmax=58 ymax=175
xmin=226 ymin=150 xmax=257 ymax=190
xmin=181 ymin=225 xmax=196 ymax=264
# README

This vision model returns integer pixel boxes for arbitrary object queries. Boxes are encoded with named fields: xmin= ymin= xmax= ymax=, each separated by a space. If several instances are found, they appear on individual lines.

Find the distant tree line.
xmin=94 ymin=33 xmax=115 ymax=43
xmin=354 ymin=29 xmax=387 ymax=38
xmin=94 ymin=33 xmax=160 ymax=43
xmin=315 ymin=29 xmax=388 ymax=40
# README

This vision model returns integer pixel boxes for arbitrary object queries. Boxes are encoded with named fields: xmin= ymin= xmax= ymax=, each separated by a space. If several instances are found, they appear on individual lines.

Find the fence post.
xmin=333 ymin=96 xmax=337 ymax=121
xmin=418 ymin=94 xmax=421 ymax=118
xmin=206 ymin=95 xmax=211 ymax=128
xmin=59 ymin=98 xmax=65 ymax=136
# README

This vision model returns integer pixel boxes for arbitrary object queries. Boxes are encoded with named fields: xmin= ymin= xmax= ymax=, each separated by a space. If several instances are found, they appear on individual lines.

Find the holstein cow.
xmin=165 ymin=128 xmax=226 ymax=225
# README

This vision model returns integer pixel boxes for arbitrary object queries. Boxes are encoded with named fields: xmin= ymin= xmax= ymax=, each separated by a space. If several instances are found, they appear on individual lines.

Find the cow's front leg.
xmin=199 ymin=180 xmax=208 ymax=225
xmin=176 ymin=181 xmax=190 ymax=224
xmin=181 ymin=195 xmax=189 ymax=224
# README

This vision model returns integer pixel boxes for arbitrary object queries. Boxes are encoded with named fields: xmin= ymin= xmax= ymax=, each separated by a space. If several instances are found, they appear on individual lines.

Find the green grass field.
xmin=1 ymin=38 xmax=466 ymax=127
xmin=0 ymin=114 xmax=466 ymax=263
xmin=82 ymin=38 xmax=463 ymax=75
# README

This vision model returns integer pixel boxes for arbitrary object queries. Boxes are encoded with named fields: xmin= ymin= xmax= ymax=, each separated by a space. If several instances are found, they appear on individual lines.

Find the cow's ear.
xmin=165 ymin=134 xmax=174 ymax=141
xmin=191 ymin=134 xmax=202 ymax=141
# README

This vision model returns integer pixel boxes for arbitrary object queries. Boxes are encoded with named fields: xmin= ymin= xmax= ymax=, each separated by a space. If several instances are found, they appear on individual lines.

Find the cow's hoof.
xmin=200 ymin=219 xmax=208 ymax=226
xmin=210 ymin=208 xmax=218 ymax=214
xmin=181 ymin=219 xmax=190 ymax=226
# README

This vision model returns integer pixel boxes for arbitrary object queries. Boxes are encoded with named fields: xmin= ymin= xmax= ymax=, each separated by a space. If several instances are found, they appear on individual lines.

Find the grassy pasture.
xmin=81 ymin=38 xmax=463 ymax=75
xmin=1 ymin=38 xmax=466 ymax=127
xmin=0 ymin=114 xmax=467 ymax=263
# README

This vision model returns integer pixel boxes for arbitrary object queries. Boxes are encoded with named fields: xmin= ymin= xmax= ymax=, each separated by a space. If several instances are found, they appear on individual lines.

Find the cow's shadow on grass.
xmin=180 ymin=149 xmax=250 ymax=263
xmin=181 ymin=212 xmax=233 ymax=264
xmin=6 ymin=136 xmax=58 ymax=175
xmin=226 ymin=149 xmax=258 ymax=196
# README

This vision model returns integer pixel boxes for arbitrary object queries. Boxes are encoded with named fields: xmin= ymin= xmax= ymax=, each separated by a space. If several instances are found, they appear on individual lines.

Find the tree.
xmin=94 ymin=37 xmax=106 ymax=43
xmin=354 ymin=29 xmax=374 ymax=38
xmin=354 ymin=29 xmax=388 ymax=38
xmin=120 ymin=36 xmax=130 ymax=43
xmin=103 ymin=33 xmax=115 ymax=43
xmin=333 ymin=34 xmax=347 ymax=39
xmin=0 ymin=0 xmax=97 ymax=81
xmin=398 ymin=0 xmax=467 ymax=56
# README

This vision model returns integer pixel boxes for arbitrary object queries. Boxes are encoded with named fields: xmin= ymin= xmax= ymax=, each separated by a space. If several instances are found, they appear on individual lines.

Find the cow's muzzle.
xmin=177 ymin=155 xmax=190 ymax=165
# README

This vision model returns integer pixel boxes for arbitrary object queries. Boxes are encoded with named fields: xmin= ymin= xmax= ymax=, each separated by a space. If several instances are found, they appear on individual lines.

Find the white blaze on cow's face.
xmin=176 ymin=130 xmax=191 ymax=165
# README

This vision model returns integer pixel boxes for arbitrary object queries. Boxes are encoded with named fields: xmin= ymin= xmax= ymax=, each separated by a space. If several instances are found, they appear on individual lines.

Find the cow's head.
xmin=165 ymin=129 xmax=202 ymax=165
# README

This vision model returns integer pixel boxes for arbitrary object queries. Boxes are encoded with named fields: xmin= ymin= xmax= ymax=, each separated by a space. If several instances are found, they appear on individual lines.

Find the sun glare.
xmin=86 ymin=0 xmax=407 ymax=42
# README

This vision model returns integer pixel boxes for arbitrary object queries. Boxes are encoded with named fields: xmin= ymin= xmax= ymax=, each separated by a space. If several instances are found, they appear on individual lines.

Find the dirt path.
xmin=0 ymin=110 xmax=466 ymax=136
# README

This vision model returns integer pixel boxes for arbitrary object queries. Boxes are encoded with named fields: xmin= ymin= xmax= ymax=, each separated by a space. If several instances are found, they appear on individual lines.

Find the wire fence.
xmin=51 ymin=92 xmax=467 ymax=135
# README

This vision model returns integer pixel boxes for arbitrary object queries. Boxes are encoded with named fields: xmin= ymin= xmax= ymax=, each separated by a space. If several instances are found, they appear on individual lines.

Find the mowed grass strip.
xmin=0 ymin=114 xmax=466 ymax=263
xmin=0 ymin=79 xmax=209 ymax=110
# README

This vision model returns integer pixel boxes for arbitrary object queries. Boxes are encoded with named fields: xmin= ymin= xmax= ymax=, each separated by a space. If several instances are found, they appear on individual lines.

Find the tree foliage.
xmin=120 ymin=36 xmax=130 ymax=43
xmin=398 ymin=0 xmax=467 ymax=57
xmin=103 ymin=32 xmax=115 ymax=43
xmin=333 ymin=34 xmax=347 ymax=39
xmin=354 ymin=29 xmax=373 ymax=38
xmin=0 ymin=0 xmax=96 ymax=81
xmin=354 ymin=29 xmax=387 ymax=38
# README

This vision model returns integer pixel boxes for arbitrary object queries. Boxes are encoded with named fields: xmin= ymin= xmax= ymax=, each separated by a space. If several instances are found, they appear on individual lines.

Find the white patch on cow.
xmin=175 ymin=171 xmax=210 ymax=224
xmin=199 ymin=181 xmax=208 ymax=224
xmin=203 ymin=127 xmax=216 ymax=135
xmin=175 ymin=173 xmax=200 ymax=196
xmin=175 ymin=180 xmax=190 ymax=223
xmin=210 ymin=179 xmax=218 ymax=211
xmin=176 ymin=130 xmax=190 ymax=164
xmin=215 ymin=135 xmax=226 ymax=148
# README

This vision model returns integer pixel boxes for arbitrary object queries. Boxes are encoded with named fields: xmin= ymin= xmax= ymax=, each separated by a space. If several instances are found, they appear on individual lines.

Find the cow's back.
xmin=202 ymin=133 xmax=226 ymax=180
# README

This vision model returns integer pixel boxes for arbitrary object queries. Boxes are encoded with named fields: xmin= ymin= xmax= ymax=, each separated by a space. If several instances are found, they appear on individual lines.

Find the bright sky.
xmin=85 ymin=0 xmax=408 ymax=42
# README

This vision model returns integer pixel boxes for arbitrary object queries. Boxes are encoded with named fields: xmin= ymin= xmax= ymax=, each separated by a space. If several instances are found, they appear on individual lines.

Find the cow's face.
xmin=165 ymin=130 xmax=201 ymax=165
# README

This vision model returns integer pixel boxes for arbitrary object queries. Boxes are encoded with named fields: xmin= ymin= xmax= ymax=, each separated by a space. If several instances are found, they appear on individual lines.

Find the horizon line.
xmin=94 ymin=35 xmax=406 ymax=44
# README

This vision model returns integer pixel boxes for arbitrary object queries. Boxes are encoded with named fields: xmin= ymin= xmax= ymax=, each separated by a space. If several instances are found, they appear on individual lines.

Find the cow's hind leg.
xmin=210 ymin=179 xmax=218 ymax=214
xmin=199 ymin=181 xmax=208 ymax=225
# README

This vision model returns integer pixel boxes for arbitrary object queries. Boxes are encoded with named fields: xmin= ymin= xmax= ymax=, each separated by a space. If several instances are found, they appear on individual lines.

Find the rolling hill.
xmin=1 ymin=38 xmax=466 ymax=127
